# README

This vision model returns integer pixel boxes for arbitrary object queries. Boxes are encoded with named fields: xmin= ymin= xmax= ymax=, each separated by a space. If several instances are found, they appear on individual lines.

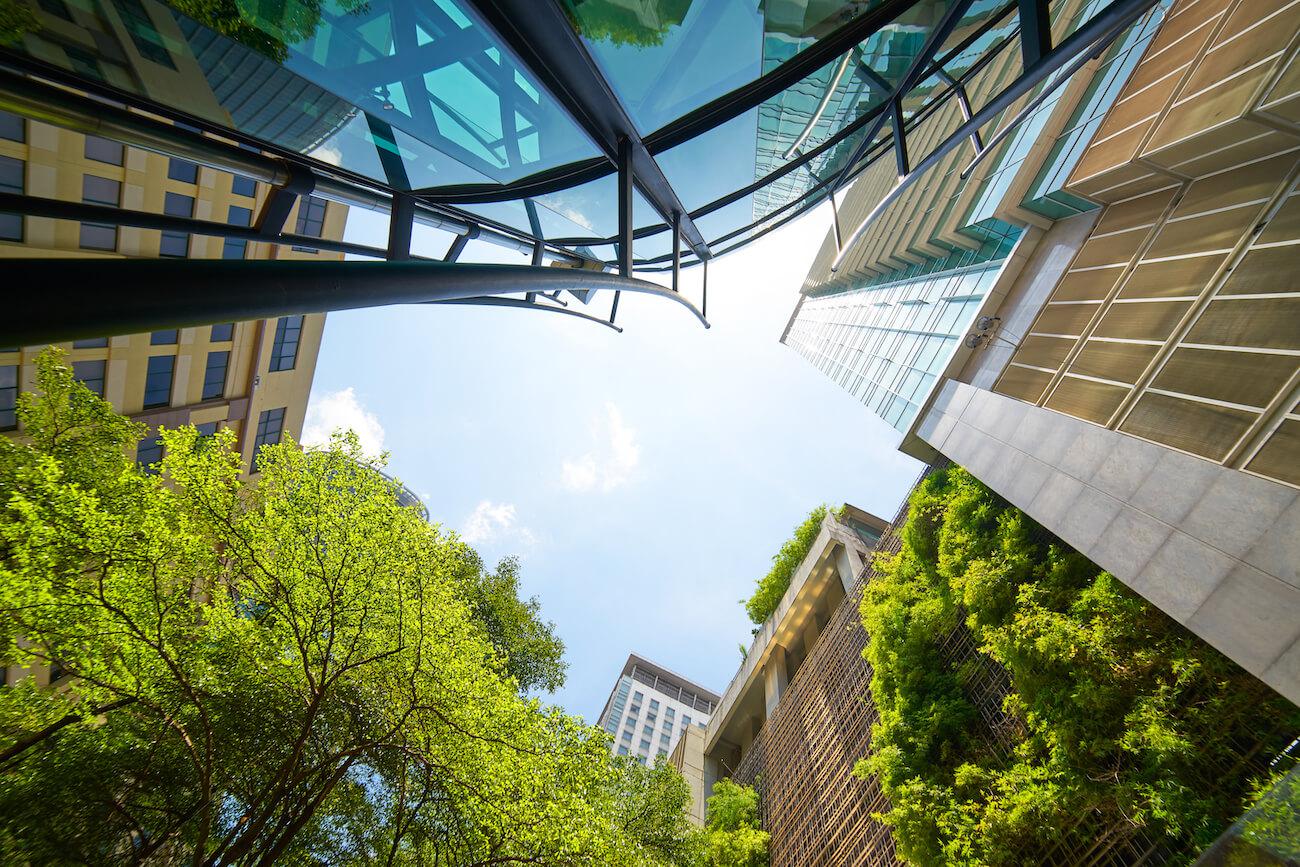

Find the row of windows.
xmin=137 ymin=408 xmax=283 ymax=475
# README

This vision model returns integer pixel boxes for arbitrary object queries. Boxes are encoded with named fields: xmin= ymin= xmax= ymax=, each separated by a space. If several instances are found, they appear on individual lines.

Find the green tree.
xmin=699 ymin=779 xmax=768 ymax=867
xmin=744 ymin=506 xmax=827 ymax=624
xmin=0 ymin=350 xmax=696 ymax=865
xmin=856 ymin=466 xmax=1300 ymax=865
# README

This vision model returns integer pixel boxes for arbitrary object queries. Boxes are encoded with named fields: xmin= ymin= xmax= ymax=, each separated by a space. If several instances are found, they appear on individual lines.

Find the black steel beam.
xmin=1 ymin=259 xmax=708 ymax=346
xmin=387 ymin=193 xmax=416 ymax=260
xmin=464 ymin=0 xmax=711 ymax=260
xmin=1018 ymin=0 xmax=1053 ymax=68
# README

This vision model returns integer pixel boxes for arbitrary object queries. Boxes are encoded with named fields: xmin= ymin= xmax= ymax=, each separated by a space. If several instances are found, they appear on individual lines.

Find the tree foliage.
xmin=700 ymin=779 xmax=768 ymax=867
xmin=744 ymin=506 xmax=828 ymax=625
xmin=856 ymin=466 xmax=1300 ymax=865
xmin=0 ymin=350 xmax=696 ymax=865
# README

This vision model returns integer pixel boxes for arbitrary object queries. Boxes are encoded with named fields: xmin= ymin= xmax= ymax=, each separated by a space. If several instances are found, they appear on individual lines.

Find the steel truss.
xmin=0 ymin=0 xmax=1160 ymax=341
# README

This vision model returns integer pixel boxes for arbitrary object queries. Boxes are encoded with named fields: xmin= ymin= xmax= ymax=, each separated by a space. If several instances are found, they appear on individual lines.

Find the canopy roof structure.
xmin=0 ymin=0 xmax=1157 ymax=342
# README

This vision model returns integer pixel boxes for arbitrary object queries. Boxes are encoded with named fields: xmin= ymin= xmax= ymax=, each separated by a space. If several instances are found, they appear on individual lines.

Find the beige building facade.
xmin=1 ymin=106 xmax=346 ymax=474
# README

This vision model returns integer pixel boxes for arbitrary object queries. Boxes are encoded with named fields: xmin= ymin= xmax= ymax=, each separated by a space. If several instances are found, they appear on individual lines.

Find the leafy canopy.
xmin=0 ymin=349 xmax=697 ymax=866
xmin=700 ymin=779 xmax=768 ymax=867
xmin=744 ymin=506 xmax=828 ymax=624
xmin=856 ymin=467 xmax=1300 ymax=865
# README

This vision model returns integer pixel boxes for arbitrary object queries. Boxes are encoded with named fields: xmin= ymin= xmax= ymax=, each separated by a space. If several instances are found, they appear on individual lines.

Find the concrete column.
xmin=834 ymin=543 xmax=862 ymax=593
xmin=802 ymin=613 xmax=822 ymax=657
xmin=763 ymin=645 xmax=788 ymax=717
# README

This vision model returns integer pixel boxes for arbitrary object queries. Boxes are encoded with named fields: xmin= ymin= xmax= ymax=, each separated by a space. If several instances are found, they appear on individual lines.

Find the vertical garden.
xmin=857 ymin=466 xmax=1300 ymax=865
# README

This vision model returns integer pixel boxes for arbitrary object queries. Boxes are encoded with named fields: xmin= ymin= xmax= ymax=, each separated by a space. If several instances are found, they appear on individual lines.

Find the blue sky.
xmin=303 ymin=203 xmax=922 ymax=722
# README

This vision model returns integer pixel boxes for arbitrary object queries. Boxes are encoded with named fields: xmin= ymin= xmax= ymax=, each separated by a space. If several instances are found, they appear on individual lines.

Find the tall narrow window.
xmin=80 ymin=175 xmax=120 ymax=250
xmin=111 ymin=0 xmax=176 ymax=68
xmin=0 ymin=155 xmax=22 ymax=241
xmin=224 ymin=205 xmax=252 ymax=260
xmin=84 ymin=135 xmax=123 ymax=165
xmin=252 ymin=407 xmax=285 ymax=469
xmin=0 ymin=110 xmax=24 ymax=142
xmin=160 ymin=192 xmax=192 ymax=257
xmin=231 ymin=175 xmax=256 ymax=197
xmin=72 ymin=360 xmax=106 ymax=397
xmin=269 ymin=315 xmax=302 ymax=371
xmin=137 ymin=431 xmax=163 ymax=474
xmin=210 ymin=323 xmax=234 ymax=342
xmin=202 ymin=350 xmax=228 ymax=400
xmin=0 ymin=364 xmax=17 ymax=430
xmin=291 ymin=196 xmax=326 ymax=252
xmin=143 ymin=355 xmax=173 ymax=409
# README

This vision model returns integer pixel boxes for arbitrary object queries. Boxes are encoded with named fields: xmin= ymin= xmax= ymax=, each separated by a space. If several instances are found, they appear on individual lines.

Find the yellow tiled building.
xmin=0 ymin=108 xmax=346 ymax=475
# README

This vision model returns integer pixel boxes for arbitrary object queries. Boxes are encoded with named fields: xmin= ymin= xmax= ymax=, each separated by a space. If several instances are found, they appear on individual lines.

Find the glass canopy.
xmin=0 ymin=0 xmax=1157 ymax=274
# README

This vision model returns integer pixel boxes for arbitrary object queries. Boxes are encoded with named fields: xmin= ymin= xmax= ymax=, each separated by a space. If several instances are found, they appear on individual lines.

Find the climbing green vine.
xmin=856 ymin=466 xmax=1300 ymax=865
xmin=744 ymin=506 xmax=828 ymax=624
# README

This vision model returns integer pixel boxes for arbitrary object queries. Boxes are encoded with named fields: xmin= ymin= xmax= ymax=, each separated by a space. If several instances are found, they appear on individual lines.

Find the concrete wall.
xmin=669 ymin=724 xmax=708 ymax=827
xmin=918 ymin=381 xmax=1300 ymax=704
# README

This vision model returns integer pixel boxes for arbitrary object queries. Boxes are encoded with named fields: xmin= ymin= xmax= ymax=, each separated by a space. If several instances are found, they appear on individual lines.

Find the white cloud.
xmin=561 ymin=403 xmax=640 ymax=493
xmin=460 ymin=500 xmax=537 ymax=547
xmin=301 ymin=387 xmax=386 ymax=457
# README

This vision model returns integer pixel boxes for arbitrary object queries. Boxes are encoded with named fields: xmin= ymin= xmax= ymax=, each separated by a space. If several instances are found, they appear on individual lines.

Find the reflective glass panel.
xmin=563 ymin=0 xmax=899 ymax=133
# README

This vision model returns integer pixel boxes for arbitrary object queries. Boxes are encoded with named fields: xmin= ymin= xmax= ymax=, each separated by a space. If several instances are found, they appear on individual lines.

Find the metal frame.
xmin=0 ymin=0 xmax=1161 ymax=339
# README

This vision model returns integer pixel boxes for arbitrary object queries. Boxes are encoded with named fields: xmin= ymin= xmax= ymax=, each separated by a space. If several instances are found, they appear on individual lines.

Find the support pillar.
xmin=763 ymin=645 xmax=788 ymax=717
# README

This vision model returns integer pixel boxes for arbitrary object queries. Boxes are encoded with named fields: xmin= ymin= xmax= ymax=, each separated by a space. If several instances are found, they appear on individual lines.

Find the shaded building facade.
xmin=785 ymin=0 xmax=1300 ymax=705
xmin=596 ymin=653 xmax=719 ymax=766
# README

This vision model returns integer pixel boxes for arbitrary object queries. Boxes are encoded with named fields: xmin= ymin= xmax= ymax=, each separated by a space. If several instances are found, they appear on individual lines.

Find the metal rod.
xmin=444 ymin=226 xmax=478 ymax=262
xmin=434 ymin=296 xmax=621 ymax=332
xmin=831 ymin=0 xmax=1157 ymax=272
xmin=672 ymin=210 xmax=681 ymax=294
xmin=609 ymin=291 xmax=622 ymax=325
xmin=891 ymin=101 xmax=909 ymax=178
xmin=702 ymin=258 xmax=709 ymax=320
xmin=618 ymin=136 xmax=634 ymax=278
xmin=937 ymin=70 xmax=984 ymax=155
xmin=2 ymin=259 xmax=708 ymax=345
xmin=782 ymin=50 xmax=855 ymax=160
xmin=387 ymin=193 xmax=416 ymax=260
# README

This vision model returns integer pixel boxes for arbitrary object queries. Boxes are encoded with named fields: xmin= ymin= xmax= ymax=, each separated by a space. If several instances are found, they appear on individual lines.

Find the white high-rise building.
xmin=596 ymin=654 xmax=720 ymax=765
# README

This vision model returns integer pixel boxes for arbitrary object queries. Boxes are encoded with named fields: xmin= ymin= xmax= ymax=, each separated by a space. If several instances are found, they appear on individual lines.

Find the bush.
xmin=856 ymin=467 xmax=1300 ymax=865
xmin=744 ymin=506 xmax=828 ymax=624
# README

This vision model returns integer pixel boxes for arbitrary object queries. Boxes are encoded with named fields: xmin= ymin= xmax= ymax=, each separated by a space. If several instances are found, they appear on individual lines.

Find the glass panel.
xmin=564 ymin=0 xmax=907 ymax=134
xmin=2 ymin=0 xmax=600 ymax=190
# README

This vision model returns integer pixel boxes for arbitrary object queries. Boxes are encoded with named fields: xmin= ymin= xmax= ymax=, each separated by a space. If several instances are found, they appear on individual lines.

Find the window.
xmin=294 ymin=195 xmax=327 ymax=237
xmin=224 ymin=205 xmax=252 ymax=259
xmin=0 ymin=155 xmax=22 ymax=241
xmin=167 ymin=158 xmax=197 ymax=183
xmin=210 ymin=323 xmax=234 ymax=342
xmin=195 ymin=421 xmax=218 ymax=439
xmin=269 ymin=315 xmax=302 ymax=371
xmin=682 ymin=716 xmax=691 ymax=728
xmin=253 ymin=407 xmax=285 ymax=463
xmin=0 ymin=365 xmax=16 ymax=430
xmin=0 ymin=110 xmax=23 ymax=142
xmin=231 ymin=175 xmax=256 ymax=197
xmin=649 ymin=700 xmax=659 ymax=710
xmin=160 ymin=191 xmax=192 ymax=257
xmin=142 ymin=355 xmax=173 ymax=408
xmin=111 ymin=0 xmax=176 ymax=68
xmin=639 ymin=739 xmax=651 ymax=751
xmin=37 ymin=0 xmax=72 ymax=20
xmin=202 ymin=351 xmax=228 ymax=400
xmin=65 ymin=46 xmax=103 ymax=81
xmin=49 ymin=663 xmax=66 ymax=683
xmin=664 ymin=722 xmax=673 ymax=733
xmin=664 ymin=707 xmax=675 ymax=719
xmin=621 ymin=730 xmax=632 ymax=742
xmin=658 ymin=749 xmax=667 ymax=757
xmin=72 ymin=360 xmax=106 ymax=397
xmin=633 ymin=691 xmax=643 ymax=702
xmin=84 ymin=135 xmax=123 ymax=165
xmin=660 ymin=733 xmax=670 ymax=744
xmin=73 ymin=337 xmax=108 ymax=348
xmin=150 ymin=330 xmax=177 ymax=345
xmin=80 ymin=175 xmax=120 ymax=250
xmin=616 ymin=745 xmax=629 ymax=756
xmin=628 ymin=705 xmax=641 ymax=717
xmin=642 ymin=725 xmax=653 ymax=736
xmin=136 ymin=432 xmax=163 ymax=473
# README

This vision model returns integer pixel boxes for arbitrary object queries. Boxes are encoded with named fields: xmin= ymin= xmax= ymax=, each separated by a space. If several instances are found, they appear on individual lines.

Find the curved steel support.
xmin=1 ymin=260 xmax=708 ymax=346
xmin=830 ymin=0 xmax=1157 ymax=272
xmin=431 ymin=296 xmax=623 ymax=332
xmin=783 ymin=50 xmax=855 ymax=160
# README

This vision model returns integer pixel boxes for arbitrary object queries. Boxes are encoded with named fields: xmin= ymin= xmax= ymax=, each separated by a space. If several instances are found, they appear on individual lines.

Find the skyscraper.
xmin=784 ymin=0 xmax=1300 ymax=705
xmin=596 ymin=653 xmax=720 ymax=766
